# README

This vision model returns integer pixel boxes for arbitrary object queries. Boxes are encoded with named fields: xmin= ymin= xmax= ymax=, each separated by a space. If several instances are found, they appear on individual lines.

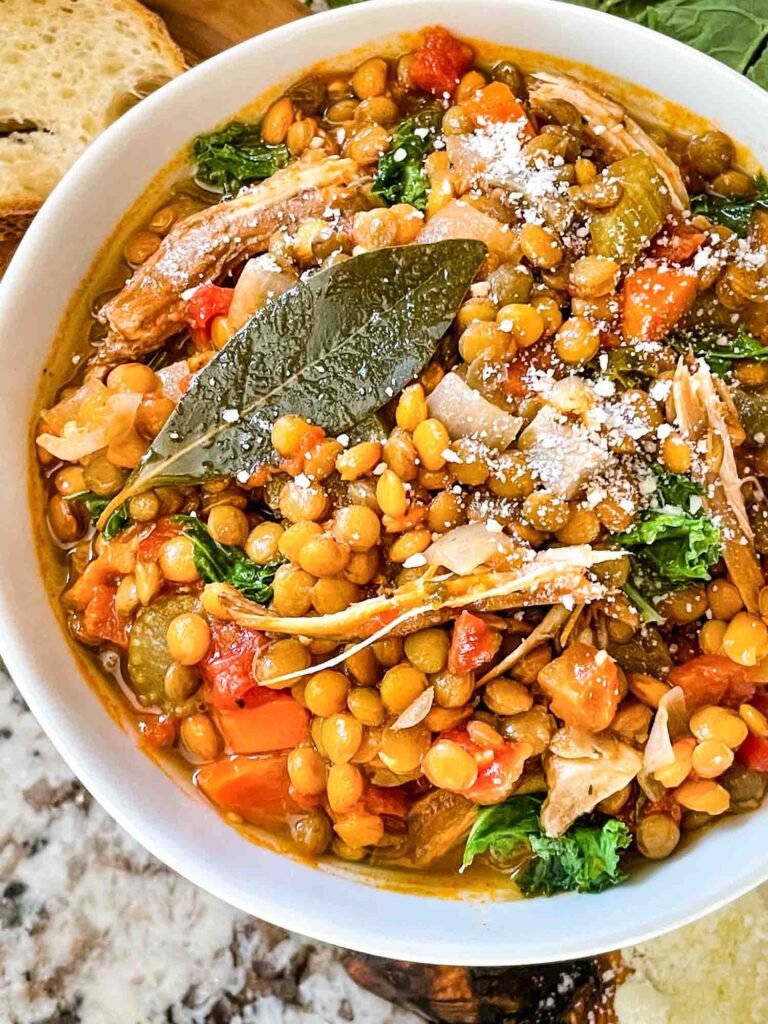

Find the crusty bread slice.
xmin=0 ymin=0 xmax=185 ymax=217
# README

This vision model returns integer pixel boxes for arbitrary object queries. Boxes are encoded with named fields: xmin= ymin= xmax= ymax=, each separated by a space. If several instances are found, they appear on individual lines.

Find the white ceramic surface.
xmin=2 ymin=0 xmax=768 ymax=966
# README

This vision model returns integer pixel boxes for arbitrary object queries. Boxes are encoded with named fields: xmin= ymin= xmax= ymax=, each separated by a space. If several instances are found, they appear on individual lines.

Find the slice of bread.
xmin=0 ymin=0 xmax=185 ymax=217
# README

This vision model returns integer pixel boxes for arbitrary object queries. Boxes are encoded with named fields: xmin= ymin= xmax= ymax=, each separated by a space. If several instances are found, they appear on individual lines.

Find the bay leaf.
xmin=104 ymin=240 xmax=485 ymax=517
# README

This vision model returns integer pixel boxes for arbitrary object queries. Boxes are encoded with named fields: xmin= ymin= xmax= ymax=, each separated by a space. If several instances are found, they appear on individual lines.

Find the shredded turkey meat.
xmin=673 ymin=358 xmax=764 ymax=612
xmin=97 ymin=156 xmax=363 ymax=362
xmin=529 ymin=71 xmax=689 ymax=211
xmin=542 ymin=727 xmax=643 ymax=837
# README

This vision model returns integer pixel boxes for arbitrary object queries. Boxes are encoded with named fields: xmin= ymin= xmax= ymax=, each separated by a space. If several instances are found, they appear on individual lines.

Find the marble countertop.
xmin=6 ymin=658 xmax=768 ymax=1024
xmin=0 ymin=666 xmax=417 ymax=1024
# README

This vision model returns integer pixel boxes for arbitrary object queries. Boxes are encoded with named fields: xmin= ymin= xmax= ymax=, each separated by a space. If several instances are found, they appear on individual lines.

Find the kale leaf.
xmin=617 ymin=508 xmax=721 ymax=590
xmin=651 ymin=463 xmax=704 ymax=508
xmin=372 ymin=105 xmax=444 ymax=210
xmin=623 ymin=580 xmax=665 ymax=625
xmin=193 ymin=122 xmax=290 ymax=195
xmin=174 ymin=515 xmax=281 ymax=604
xmin=72 ymin=492 xmax=131 ymax=539
xmin=462 ymin=794 xmax=632 ymax=896
xmin=670 ymin=325 xmax=768 ymax=376
xmin=690 ymin=174 xmax=768 ymax=238
xmin=103 ymin=504 xmax=132 ymax=540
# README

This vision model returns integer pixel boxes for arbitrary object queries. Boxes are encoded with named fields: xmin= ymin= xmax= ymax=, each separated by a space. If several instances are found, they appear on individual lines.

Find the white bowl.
xmin=2 ymin=0 xmax=768 ymax=966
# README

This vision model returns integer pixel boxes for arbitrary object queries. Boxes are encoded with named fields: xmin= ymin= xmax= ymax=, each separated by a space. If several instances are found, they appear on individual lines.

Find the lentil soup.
xmin=33 ymin=27 xmax=768 ymax=897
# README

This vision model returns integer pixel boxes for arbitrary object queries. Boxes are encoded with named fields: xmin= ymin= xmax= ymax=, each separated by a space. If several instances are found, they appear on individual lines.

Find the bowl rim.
xmin=3 ymin=0 xmax=768 ymax=967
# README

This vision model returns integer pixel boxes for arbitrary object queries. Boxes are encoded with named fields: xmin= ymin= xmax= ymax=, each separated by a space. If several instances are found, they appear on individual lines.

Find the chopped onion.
xmin=228 ymin=255 xmax=298 ymax=332
xmin=426 ymin=372 xmax=522 ymax=451
xmin=643 ymin=686 xmax=688 ymax=775
xmin=416 ymin=199 xmax=519 ymax=259
xmin=42 ymin=379 xmax=107 ymax=433
xmin=157 ymin=359 xmax=192 ymax=404
xmin=37 ymin=425 xmax=108 ymax=461
xmin=426 ymin=523 xmax=505 ymax=576
xmin=391 ymin=686 xmax=435 ymax=731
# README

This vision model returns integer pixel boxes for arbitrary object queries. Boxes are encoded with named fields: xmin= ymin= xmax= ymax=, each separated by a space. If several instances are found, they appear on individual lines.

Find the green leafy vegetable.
xmin=103 ymin=505 xmax=132 ymax=540
xmin=72 ymin=491 xmax=109 ymax=521
xmin=372 ymin=106 xmax=444 ymax=210
xmin=690 ymin=174 xmax=768 ymax=238
xmin=109 ymin=241 xmax=485 ymax=508
xmin=72 ymin=492 xmax=131 ymax=538
xmin=651 ymin=463 xmax=704 ymax=508
xmin=174 ymin=515 xmax=281 ymax=604
xmin=72 ymin=491 xmax=132 ymax=540
xmin=733 ymin=388 xmax=768 ymax=438
xmin=462 ymin=795 xmax=632 ymax=896
xmin=602 ymin=344 xmax=677 ymax=388
xmin=617 ymin=509 xmax=721 ymax=590
xmin=623 ymin=580 xmax=664 ymax=625
xmin=590 ymin=153 xmax=671 ymax=263
xmin=193 ymin=122 xmax=290 ymax=195
xmin=670 ymin=325 xmax=768 ymax=374
xmin=563 ymin=1 xmax=768 ymax=87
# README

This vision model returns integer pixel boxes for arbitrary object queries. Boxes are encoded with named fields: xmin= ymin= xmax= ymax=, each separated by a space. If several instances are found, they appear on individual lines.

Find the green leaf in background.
xmin=102 ymin=504 xmax=132 ymax=540
xmin=193 ymin=121 xmax=290 ymax=195
xmin=372 ymin=105 xmax=444 ymax=210
xmin=690 ymin=174 xmax=768 ymax=238
xmin=562 ymin=0 xmax=768 ymax=84
xmin=174 ymin=515 xmax=281 ymax=604
xmin=462 ymin=795 xmax=632 ymax=895
xmin=115 ymin=241 xmax=485 ymax=501
xmin=670 ymin=324 xmax=768 ymax=374
xmin=651 ymin=463 xmax=704 ymax=509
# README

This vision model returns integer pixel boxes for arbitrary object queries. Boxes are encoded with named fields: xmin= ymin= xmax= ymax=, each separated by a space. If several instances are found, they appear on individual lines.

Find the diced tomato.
xmin=621 ymin=266 xmax=698 ymax=342
xmin=280 ymin=425 xmax=325 ymax=477
xmin=201 ymin=619 xmax=268 ymax=709
xmin=137 ymin=518 xmax=183 ymax=562
xmin=668 ymin=654 xmax=755 ymax=710
xmin=186 ymin=284 xmax=234 ymax=336
xmin=737 ymin=733 xmax=768 ymax=772
xmin=537 ymin=643 xmax=622 ymax=732
xmin=197 ymin=753 xmax=299 ymax=823
xmin=503 ymin=341 xmax=556 ymax=399
xmin=648 ymin=220 xmax=707 ymax=264
xmin=410 ymin=27 xmax=474 ymax=98
xmin=439 ymin=727 xmax=529 ymax=804
xmin=83 ymin=582 xmax=131 ymax=647
xmin=448 ymin=611 xmax=500 ymax=674
xmin=138 ymin=714 xmax=177 ymax=749
xmin=215 ymin=694 xmax=309 ymax=753
xmin=463 ymin=82 xmax=533 ymax=137
xmin=364 ymin=785 xmax=410 ymax=818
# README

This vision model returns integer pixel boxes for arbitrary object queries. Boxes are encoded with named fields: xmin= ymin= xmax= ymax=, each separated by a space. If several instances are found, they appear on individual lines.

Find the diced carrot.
xmin=668 ymin=654 xmax=754 ymax=710
xmin=215 ymin=696 xmax=309 ymax=754
xmin=463 ymin=82 xmax=533 ymax=136
xmin=197 ymin=753 xmax=298 ymax=822
xmin=621 ymin=266 xmax=698 ymax=342
xmin=538 ymin=643 xmax=622 ymax=732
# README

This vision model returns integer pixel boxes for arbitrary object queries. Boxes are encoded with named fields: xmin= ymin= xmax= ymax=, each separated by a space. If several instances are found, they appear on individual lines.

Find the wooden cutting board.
xmin=144 ymin=0 xmax=306 ymax=63
xmin=0 ymin=0 xmax=306 ymax=275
